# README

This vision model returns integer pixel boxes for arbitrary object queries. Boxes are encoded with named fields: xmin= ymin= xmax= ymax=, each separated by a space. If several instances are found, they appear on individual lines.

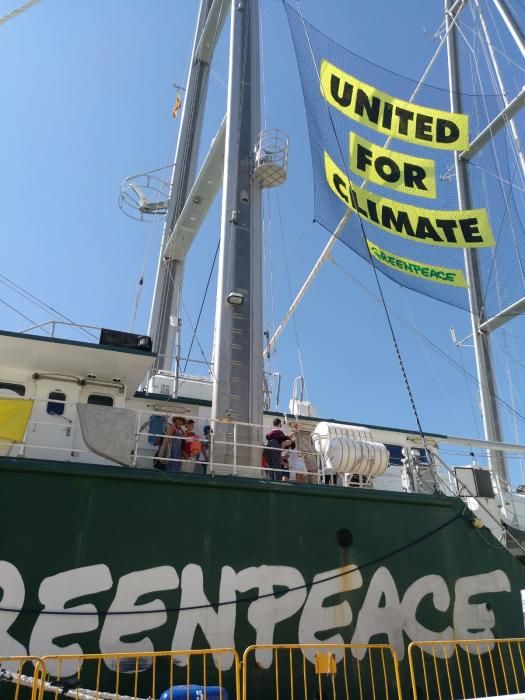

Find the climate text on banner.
xmin=325 ymin=152 xmax=494 ymax=248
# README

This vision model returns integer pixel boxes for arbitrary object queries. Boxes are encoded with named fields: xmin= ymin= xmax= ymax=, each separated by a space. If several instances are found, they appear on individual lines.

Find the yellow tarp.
xmin=0 ymin=398 xmax=33 ymax=442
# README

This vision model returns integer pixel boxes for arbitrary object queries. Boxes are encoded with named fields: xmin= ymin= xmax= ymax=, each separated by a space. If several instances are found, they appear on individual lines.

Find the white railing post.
xmin=233 ymin=422 xmax=238 ymax=476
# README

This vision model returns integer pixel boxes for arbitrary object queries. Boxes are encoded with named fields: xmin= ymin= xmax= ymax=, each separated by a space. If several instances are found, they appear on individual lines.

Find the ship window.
xmin=47 ymin=391 xmax=66 ymax=416
xmin=87 ymin=394 xmax=114 ymax=407
xmin=473 ymin=468 xmax=495 ymax=498
xmin=0 ymin=381 xmax=26 ymax=397
xmin=385 ymin=444 xmax=404 ymax=466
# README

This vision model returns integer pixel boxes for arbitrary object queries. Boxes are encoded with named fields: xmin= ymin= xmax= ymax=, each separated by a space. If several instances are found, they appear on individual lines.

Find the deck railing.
xmin=0 ymin=394 xmax=510 ymax=506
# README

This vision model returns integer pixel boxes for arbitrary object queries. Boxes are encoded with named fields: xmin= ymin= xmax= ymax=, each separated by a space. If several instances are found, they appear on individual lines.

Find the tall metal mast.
xmin=148 ymin=0 xmax=216 ymax=371
xmin=445 ymin=0 xmax=508 ymax=482
xmin=211 ymin=0 xmax=263 ymax=473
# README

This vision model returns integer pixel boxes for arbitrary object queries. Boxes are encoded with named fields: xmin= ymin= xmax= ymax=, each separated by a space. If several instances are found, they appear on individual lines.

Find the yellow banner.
xmin=367 ymin=241 xmax=468 ymax=287
xmin=320 ymin=59 xmax=469 ymax=151
xmin=349 ymin=132 xmax=436 ymax=199
xmin=324 ymin=151 xmax=494 ymax=248
xmin=0 ymin=398 xmax=33 ymax=443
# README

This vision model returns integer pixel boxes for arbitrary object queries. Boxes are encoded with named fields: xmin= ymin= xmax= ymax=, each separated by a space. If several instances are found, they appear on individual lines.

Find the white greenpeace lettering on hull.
xmin=401 ymin=574 xmax=453 ymax=659
xmin=100 ymin=566 xmax=179 ymax=669
xmin=352 ymin=567 xmax=403 ymax=660
xmin=298 ymin=564 xmax=363 ymax=663
xmin=454 ymin=571 xmax=511 ymax=652
xmin=0 ymin=559 xmax=514 ymax=671
xmin=29 ymin=564 xmax=113 ymax=677
xmin=237 ymin=565 xmax=307 ymax=668
xmin=172 ymin=564 xmax=237 ymax=669
xmin=0 ymin=561 xmax=27 ymax=666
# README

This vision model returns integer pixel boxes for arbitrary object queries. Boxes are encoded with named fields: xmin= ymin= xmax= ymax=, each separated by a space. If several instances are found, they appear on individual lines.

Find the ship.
xmin=1 ymin=1 xmax=525 ymax=699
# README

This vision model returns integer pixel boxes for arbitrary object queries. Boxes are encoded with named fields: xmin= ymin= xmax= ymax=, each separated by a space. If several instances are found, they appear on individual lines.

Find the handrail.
xmin=6 ymin=396 xmax=525 ymax=501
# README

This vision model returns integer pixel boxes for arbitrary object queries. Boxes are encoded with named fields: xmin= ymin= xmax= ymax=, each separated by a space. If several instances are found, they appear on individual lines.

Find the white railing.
xmin=0 ymin=398 xmax=324 ymax=484
xmin=5 ymin=396 xmax=522 ymax=506
xmin=18 ymin=321 xmax=101 ymax=341
xmin=0 ymin=398 xmax=424 ymax=488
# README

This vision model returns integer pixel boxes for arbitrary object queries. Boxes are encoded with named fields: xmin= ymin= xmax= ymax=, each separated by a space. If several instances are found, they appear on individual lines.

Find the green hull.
xmin=1 ymin=457 xmax=524 ymax=697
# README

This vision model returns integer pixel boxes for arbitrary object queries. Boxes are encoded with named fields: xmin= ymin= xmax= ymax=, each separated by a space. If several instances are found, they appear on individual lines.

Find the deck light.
xmin=227 ymin=291 xmax=244 ymax=306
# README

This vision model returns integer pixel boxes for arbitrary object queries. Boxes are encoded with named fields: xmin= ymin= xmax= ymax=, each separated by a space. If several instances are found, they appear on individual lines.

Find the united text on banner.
xmin=320 ymin=59 xmax=469 ymax=150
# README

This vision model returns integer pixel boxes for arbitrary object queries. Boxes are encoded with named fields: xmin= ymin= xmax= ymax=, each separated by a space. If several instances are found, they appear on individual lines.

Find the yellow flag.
xmin=0 ymin=398 xmax=33 ymax=442
xmin=172 ymin=93 xmax=182 ymax=118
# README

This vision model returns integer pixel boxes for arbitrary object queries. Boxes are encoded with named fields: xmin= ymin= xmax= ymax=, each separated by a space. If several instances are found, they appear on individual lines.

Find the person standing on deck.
xmin=168 ymin=416 xmax=185 ymax=473
xmin=197 ymin=425 xmax=211 ymax=475
xmin=264 ymin=418 xmax=294 ymax=480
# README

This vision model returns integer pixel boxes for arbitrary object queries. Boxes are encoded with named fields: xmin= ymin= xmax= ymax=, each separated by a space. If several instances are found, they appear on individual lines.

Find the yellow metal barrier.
xmin=0 ymin=656 xmax=46 ymax=700
xmin=242 ymin=643 xmax=403 ymax=700
xmin=40 ymin=649 xmax=240 ymax=700
xmin=408 ymin=637 xmax=525 ymax=699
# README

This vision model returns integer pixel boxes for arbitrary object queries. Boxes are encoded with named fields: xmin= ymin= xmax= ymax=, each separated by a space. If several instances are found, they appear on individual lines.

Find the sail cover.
xmin=284 ymin=4 xmax=525 ymax=315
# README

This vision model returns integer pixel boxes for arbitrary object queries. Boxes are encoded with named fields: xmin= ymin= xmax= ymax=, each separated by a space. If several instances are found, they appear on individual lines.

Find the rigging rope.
xmin=181 ymin=298 xmax=214 ymax=378
xmin=182 ymin=240 xmax=220 ymax=374
xmin=0 ymin=273 xmax=97 ymax=340
xmin=463 ymin=5 xmax=525 ymax=314
xmin=0 ymin=296 xmax=48 ymax=332
xmin=453 ymin=334 xmax=483 ymax=440
xmin=263 ymin=190 xmax=277 ymax=356
xmin=164 ymin=263 xmax=214 ymax=378
xmin=498 ymin=332 xmax=525 ymax=475
xmin=276 ymin=190 xmax=310 ymax=403
xmin=0 ymin=509 xmax=464 ymax=616
xmin=331 ymin=258 xmax=525 ymax=427
xmin=295 ymin=0 xmax=443 ymax=466
xmin=401 ymin=288 xmax=470 ymax=435
xmin=0 ymin=0 xmax=41 ymax=26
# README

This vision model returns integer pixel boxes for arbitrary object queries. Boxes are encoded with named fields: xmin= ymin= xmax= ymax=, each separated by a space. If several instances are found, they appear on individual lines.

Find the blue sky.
xmin=1 ymin=0 xmax=525 ymax=479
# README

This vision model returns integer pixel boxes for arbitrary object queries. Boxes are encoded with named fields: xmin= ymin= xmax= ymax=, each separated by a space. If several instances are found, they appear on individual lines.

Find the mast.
xmin=211 ymin=0 xmax=263 ymax=474
xmin=147 ymin=0 xmax=215 ymax=371
xmin=474 ymin=0 xmax=525 ymax=179
xmin=445 ymin=0 xmax=508 ymax=482
xmin=491 ymin=0 xmax=525 ymax=61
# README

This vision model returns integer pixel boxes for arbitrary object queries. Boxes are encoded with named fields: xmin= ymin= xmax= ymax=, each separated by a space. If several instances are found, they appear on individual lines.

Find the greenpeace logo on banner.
xmin=367 ymin=241 xmax=468 ymax=287
xmin=320 ymin=60 xmax=469 ymax=150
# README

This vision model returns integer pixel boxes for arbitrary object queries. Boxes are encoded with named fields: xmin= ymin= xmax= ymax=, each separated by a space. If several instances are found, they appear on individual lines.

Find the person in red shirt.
xmin=181 ymin=419 xmax=195 ymax=465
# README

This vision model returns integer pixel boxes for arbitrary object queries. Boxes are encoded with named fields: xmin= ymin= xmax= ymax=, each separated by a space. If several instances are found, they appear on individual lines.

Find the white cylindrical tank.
xmin=311 ymin=422 xmax=388 ymax=478
xmin=323 ymin=438 xmax=389 ymax=477
xmin=311 ymin=422 xmax=373 ymax=455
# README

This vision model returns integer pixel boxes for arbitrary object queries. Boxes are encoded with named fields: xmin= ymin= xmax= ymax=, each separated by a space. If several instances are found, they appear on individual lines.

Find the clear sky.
xmin=1 ymin=0 xmax=525 ymax=480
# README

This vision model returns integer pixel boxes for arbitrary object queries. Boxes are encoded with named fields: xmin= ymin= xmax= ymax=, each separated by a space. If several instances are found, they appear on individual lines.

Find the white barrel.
xmin=323 ymin=438 xmax=389 ymax=477
xmin=312 ymin=421 xmax=373 ymax=456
